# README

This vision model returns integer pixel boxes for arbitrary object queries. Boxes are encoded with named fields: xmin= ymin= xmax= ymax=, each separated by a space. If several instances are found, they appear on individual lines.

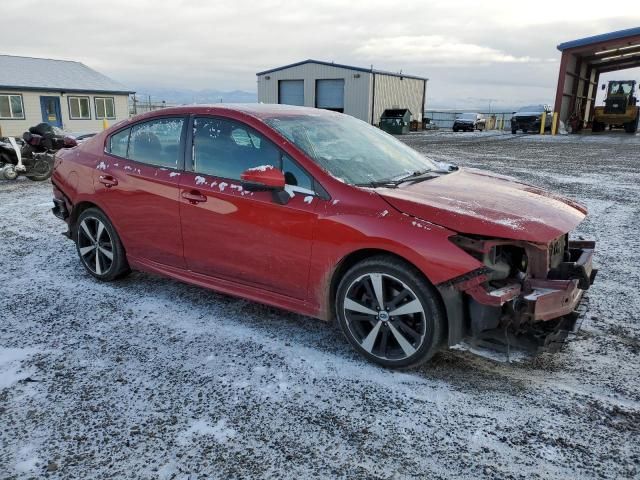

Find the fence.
xmin=424 ymin=110 xmax=513 ymax=130
xmin=129 ymin=96 xmax=179 ymax=115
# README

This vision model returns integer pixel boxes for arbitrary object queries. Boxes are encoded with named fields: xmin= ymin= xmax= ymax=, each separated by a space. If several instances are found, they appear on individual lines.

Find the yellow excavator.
xmin=592 ymin=80 xmax=639 ymax=133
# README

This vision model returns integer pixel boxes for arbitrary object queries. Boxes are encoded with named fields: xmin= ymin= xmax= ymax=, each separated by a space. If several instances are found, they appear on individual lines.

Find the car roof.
xmin=132 ymin=103 xmax=340 ymax=122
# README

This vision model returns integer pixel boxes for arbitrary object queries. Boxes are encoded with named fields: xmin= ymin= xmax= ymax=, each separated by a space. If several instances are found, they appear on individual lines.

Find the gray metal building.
xmin=256 ymin=60 xmax=428 ymax=125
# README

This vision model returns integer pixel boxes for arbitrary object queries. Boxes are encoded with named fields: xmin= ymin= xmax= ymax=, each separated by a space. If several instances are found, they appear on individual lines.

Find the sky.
xmin=1 ymin=0 xmax=639 ymax=110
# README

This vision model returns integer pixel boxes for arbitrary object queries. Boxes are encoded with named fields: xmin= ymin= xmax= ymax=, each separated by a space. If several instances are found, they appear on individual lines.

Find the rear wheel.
xmin=27 ymin=154 xmax=53 ymax=181
xmin=335 ymin=256 xmax=444 ymax=369
xmin=592 ymin=120 xmax=604 ymax=132
xmin=75 ymin=208 xmax=130 ymax=281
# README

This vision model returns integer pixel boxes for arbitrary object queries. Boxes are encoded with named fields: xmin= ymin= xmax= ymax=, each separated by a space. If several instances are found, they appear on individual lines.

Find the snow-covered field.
xmin=1 ymin=131 xmax=639 ymax=479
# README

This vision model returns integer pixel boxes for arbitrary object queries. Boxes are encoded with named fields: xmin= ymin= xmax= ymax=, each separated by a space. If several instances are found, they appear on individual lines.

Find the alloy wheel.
xmin=343 ymin=273 xmax=427 ymax=361
xmin=77 ymin=217 xmax=114 ymax=276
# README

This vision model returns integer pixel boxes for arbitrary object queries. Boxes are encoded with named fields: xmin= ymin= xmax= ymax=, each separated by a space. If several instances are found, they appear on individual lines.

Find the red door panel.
xmin=93 ymin=159 xmax=185 ymax=268
xmin=179 ymin=172 xmax=319 ymax=300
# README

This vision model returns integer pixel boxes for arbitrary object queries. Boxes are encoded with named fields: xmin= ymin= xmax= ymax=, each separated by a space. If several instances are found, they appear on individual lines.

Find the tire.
xmin=624 ymin=115 xmax=639 ymax=133
xmin=335 ymin=256 xmax=445 ymax=369
xmin=27 ymin=154 xmax=53 ymax=181
xmin=453 ymin=128 xmax=458 ymax=132
xmin=75 ymin=208 xmax=130 ymax=281
xmin=592 ymin=121 xmax=604 ymax=133
xmin=511 ymin=128 xmax=517 ymax=134
xmin=522 ymin=129 xmax=528 ymax=133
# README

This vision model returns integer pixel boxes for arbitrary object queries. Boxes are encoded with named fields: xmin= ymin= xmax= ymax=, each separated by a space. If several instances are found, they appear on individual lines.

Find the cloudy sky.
xmin=2 ymin=0 xmax=639 ymax=110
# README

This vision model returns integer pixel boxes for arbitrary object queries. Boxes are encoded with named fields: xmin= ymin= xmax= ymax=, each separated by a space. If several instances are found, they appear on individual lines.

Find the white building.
xmin=256 ymin=59 xmax=428 ymax=125
xmin=0 ymin=55 xmax=133 ymax=137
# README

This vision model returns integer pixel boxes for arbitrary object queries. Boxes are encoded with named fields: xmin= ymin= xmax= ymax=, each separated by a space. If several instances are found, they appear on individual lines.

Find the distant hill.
xmin=132 ymin=87 xmax=257 ymax=105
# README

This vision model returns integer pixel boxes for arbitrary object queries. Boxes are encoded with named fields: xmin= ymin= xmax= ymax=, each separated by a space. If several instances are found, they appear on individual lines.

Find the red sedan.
xmin=51 ymin=105 xmax=596 ymax=368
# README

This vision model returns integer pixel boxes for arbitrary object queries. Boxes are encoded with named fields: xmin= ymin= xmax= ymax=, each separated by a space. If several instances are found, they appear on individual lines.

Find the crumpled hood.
xmin=377 ymin=168 xmax=587 ymax=243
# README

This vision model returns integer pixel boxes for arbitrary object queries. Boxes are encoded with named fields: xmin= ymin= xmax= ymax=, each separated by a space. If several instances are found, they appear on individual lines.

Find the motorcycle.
xmin=0 ymin=123 xmax=77 ymax=181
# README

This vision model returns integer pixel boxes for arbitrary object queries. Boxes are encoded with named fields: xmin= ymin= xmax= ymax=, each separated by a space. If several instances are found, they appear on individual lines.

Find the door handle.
xmin=99 ymin=175 xmax=118 ymax=188
xmin=181 ymin=190 xmax=207 ymax=204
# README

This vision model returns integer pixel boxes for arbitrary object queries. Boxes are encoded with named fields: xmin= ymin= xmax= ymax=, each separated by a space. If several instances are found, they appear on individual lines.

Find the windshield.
xmin=517 ymin=105 xmax=545 ymax=113
xmin=264 ymin=113 xmax=439 ymax=185
xmin=458 ymin=113 xmax=477 ymax=120
xmin=608 ymin=81 xmax=634 ymax=96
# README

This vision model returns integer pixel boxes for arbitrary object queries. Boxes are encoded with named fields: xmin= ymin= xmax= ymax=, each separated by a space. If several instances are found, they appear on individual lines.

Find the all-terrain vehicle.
xmin=0 ymin=123 xmax=77 ymax=181
xmin=592 ymin=80 xmax=639 ymax=133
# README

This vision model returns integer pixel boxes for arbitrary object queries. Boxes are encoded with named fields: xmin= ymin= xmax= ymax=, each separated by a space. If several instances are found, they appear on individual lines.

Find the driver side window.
xmin=193 ymin=117 xmax=279 ymax=180
xmin=193 ymin=117 xmax=315 ymax=193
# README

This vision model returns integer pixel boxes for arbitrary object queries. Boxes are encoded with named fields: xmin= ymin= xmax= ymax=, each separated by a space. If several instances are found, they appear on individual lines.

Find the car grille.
xmin=516 ymin=116 xmax=538 ymax=123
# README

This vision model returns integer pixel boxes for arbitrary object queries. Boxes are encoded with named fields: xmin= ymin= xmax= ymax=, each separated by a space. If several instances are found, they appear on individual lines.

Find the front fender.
xmin=308 ymin=200 xmax=484 ymax=319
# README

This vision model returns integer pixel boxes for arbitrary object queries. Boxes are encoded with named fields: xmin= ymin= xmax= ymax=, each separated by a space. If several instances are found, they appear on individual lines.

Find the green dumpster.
xmin=379 ymin=109 xmax=412 ymax=134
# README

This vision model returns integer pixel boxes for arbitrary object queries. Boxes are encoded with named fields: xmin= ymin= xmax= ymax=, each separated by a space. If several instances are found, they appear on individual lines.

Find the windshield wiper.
xmin=355 ymin=180 xmax=400 ymax=188
xmin=393 ymin=169 xmax=430 ymax=183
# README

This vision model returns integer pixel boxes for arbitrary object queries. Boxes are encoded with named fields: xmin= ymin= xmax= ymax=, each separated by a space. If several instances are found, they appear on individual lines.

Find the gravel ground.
xmin=1 ymin=131 xmax=639 ymax=479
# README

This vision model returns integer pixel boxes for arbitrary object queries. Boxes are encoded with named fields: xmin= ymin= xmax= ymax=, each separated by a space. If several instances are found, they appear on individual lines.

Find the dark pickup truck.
xmin=511 ymin=105 xmax=552 ymax=134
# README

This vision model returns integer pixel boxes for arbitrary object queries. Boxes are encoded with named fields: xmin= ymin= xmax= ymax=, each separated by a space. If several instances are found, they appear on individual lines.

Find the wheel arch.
xmin=327 ymin=248 xmax=448 ymax=340
xmin=70 ymin=201 xmax=102 ymax=232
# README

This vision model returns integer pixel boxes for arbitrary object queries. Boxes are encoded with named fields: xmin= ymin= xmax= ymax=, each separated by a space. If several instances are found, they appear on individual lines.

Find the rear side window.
xmin=128 ymin=118 xmax=184 ymax=168
xmin=109 ymin=128 xmax=130 ymax=157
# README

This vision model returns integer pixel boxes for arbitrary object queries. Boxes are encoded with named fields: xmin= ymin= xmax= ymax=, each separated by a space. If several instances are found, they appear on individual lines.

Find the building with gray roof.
xmin=0 ymin=55 xmax=134 ymax=136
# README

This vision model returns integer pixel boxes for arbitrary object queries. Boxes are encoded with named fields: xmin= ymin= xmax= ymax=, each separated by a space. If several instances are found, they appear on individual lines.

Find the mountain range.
xmin=132 ymin=87 xmax=257 ymax=105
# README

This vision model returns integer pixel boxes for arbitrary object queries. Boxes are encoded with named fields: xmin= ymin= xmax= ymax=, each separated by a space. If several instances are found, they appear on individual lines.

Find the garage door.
xmin=316 ymin=79 xmax=345 ymax=112
xmin=278 ymin=80 xmax=304 ymax=106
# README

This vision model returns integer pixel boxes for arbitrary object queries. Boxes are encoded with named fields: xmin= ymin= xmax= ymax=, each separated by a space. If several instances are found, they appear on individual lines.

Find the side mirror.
xmin=240 ymin=165 xmax=285 ymax=191
xmin=601 ymin=84 xmax=606 ymax=91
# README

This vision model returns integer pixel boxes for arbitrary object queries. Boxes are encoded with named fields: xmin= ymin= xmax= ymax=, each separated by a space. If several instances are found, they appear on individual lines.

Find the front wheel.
xmin=75 ymin=208 xmax=130 ymax=281
xmin=335 ymin=256 xmax=444 ymax=369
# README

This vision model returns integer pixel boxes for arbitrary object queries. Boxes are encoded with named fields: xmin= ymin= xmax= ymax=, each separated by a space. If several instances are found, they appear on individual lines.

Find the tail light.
xmin=63 ymin=136 xmax=78 ymax=147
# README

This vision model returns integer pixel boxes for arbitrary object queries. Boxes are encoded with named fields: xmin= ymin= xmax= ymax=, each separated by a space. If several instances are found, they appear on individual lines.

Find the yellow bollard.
xmin=551 ymin=112 xmax=558 ymax=135
xmin=102 ymin=118 xmax=109 ymax=130
xmin=539 ymin=111 xmax=546 ymax=135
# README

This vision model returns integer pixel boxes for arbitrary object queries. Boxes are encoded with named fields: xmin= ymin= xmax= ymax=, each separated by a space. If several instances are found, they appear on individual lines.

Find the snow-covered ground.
xmin=1 ymin=132 xmax=639 ymax=479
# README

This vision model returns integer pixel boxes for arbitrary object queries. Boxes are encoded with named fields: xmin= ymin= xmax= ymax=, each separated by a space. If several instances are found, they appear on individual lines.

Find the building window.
xmin=0 ymin=94 xmax=25 ymax=119
xmin=68 ymin=96 xmax=91 ymax=119
xmin=95 ymin=97 xmax=116 ymax=119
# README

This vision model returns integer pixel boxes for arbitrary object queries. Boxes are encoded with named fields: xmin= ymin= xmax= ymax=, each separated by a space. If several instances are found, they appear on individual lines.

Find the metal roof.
xmin=0 ymin=54 xmax=134 ymax=94
xmin=557 ymin=26 xmax=640 ymax=51
xmin=256 ymin=59 xmax=428 ymax=81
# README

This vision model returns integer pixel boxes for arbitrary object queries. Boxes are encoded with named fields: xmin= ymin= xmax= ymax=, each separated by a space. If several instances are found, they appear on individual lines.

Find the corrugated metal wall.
xmin=257 ymin=64 xmax=373 ymax=122
xmin=372 ymin=75 xmax=425 ymax=124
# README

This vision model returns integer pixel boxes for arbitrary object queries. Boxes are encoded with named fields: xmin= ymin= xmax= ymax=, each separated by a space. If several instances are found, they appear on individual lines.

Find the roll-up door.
xmin=316 ymin=79 xmax=345 ymax=112
xmin=278 ymin=80 xmax=304 ymax=106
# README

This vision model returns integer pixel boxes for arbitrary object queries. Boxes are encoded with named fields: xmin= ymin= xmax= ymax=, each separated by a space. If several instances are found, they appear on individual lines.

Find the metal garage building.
xmin=256 ymin=59 xmax=428 ymax=125
xmin=554 ymin=27 xmax=640 ymax=127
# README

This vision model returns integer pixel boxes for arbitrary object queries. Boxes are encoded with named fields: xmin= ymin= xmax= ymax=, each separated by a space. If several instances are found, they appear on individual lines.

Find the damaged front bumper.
xmin=443 ymin=240 xmax=596 ymax=355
